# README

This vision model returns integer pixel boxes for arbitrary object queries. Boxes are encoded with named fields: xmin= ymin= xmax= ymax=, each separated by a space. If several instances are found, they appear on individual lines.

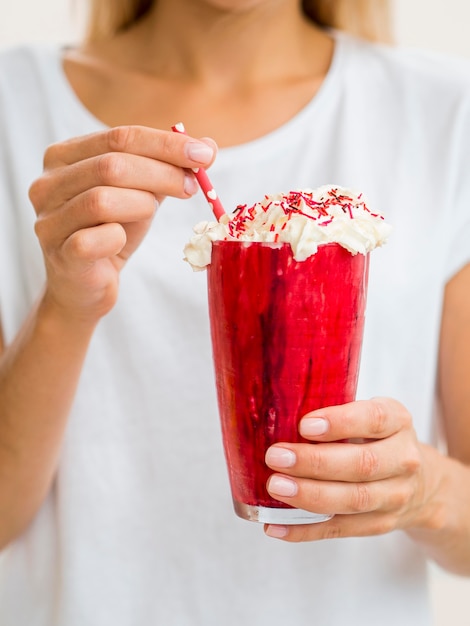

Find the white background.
xmin=1 ymin=1 xmax=470 ymax=624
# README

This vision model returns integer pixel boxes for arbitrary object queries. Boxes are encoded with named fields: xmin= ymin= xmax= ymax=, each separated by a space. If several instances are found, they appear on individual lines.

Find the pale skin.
xmin=0 ymin=0 xmax=469 ymax=577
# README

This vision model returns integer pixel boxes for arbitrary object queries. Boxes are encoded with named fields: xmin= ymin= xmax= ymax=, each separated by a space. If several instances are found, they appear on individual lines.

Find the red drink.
xmin=207 ymin=241 xmax=369 ymax=524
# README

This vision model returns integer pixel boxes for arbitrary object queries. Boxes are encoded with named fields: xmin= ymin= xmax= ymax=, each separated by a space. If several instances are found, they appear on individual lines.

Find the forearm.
xmin=0 ymin=292 xmax=97 ymax=548
xmin=406 ymin=444 xmax=470 ymax=576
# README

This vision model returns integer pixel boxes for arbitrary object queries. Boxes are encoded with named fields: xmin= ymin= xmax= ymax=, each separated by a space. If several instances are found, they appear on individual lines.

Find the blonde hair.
xmin=303 ymin=0 xmax=391 ymax=42
xmin=85 ymin=0 xmax=391 ymax=43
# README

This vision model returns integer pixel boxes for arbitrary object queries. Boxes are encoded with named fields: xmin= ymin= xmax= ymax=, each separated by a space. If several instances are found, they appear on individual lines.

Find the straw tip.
xmin=172 ymin=122 xmax=186 ymax=133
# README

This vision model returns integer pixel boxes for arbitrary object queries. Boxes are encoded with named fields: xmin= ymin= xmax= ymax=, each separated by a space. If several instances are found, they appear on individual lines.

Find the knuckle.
xmin=322 ymin=523 xmax=344 ymax=540
xmin=308 ymin=481 xmax=324 ymax=505
xmin=96 ymin=153 xmax=126 ymax=185
xmin=43 ymin=141 xmax=63 ymax=167
xmin=349 ymin=483 xmax=372 ymax=513
xmin=86 ymin=187 xmax=113 ymax=219
xmin=400 ymin=407 xmax=414 ymax=430
xmin=33 ymin=214 xmax=47 ymax=241
xmin=391 ymin=483 xmax=414 ymax=510
xmin=322 ymin=517 xmax=346 ymax=539
xmin=28 ymin=179 xmax=41 ymax=208
xmin=159 ymin=131 xmax=176 ymax=160
xmin=306 ymin=445 xmax=325 ymax=474
xmin=402 ymin=446 xmax=422 ymax=475
xmin=357 ymin=447 xmax=380 ymax=480
xmin=66 ymin=230 xmax=90 ymax=260
xmin=106 ymin=125 xmax=135 ymax=153
xmin=28 ymin=176 xmax=49 ymax=211
xmin=368 ymin=399 xmax=389 ymax=436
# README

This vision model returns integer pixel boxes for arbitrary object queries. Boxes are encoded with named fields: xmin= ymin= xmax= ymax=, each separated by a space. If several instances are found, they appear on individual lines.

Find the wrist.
xmin=406 ymin=446 xmax=470 ymax=574
xmin=37 ymin=289 xmax=101 ymax=342
xmin=411 ymin=444 xmax=450 ymax=532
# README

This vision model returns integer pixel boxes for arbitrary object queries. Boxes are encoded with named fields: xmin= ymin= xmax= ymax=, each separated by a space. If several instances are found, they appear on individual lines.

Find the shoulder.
xmin=0 ymin=44 xmax=77 ymax=152
xmin=0 ymin=45 xmax=65 ymax=124
xmin=0 ymin=45 xmax=68 ymax=182
xmin=0 ymin=44 xmax=62 ymax=95
xmin=337 ymin=32 xmax=470 ymax=114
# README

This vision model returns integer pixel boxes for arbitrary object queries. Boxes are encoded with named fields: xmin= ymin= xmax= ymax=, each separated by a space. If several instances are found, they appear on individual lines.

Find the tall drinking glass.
xmin=207 ymin=241 xmax=369 ymax=524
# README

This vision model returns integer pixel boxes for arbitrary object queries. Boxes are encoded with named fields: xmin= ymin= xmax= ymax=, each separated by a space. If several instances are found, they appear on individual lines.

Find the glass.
xmin=207 ymin=241 xmax=369 ymax=524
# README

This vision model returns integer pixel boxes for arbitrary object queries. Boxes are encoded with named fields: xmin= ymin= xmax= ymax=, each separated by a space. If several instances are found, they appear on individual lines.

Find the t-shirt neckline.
xmin=51 ymin=30 xmax=348 ymax=158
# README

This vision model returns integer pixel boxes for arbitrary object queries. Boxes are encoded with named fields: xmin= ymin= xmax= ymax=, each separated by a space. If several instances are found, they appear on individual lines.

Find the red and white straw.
xmin=171 ymin=122 xmax=226 ymax=221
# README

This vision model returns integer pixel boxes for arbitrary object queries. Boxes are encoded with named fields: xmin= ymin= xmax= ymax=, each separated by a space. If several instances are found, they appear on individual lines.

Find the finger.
xmin=31 ymin=152 xmax=198 ymax=213
xmin=44 ymin=126 xmax=216 ymax=169
xmin=265 ymin=473 xmax=413 ymax=516
xmin=298 ymin=398 xmax=412 ymax=443
xmin=62 ymin=222 xmax=128 ymax=266
xmin=265 ymin=436 xmax=421 ymax=483
xmin=35 ymin=186 xmax=157 ymax=246
xmin=264 ymin=511 xmax=398 ymax=542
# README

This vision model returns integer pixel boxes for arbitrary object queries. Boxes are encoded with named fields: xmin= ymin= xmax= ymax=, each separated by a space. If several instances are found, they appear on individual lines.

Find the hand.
xmin=29 ymin=125 xmax=216 ymax=321
xmin=264 ymin=397 xmax=440 ymax=541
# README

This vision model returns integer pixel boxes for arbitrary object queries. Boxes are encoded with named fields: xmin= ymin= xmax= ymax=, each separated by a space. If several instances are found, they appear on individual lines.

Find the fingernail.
xmin=183 ymin=172 xmax=198 ymax=195
xmin=185 ymin=141 xmax=214 ymax=164
xmin=300 ymin=417 xmax=329 ymax=437
xmin=265 ymin=447 xmax=296 ymax=468
xmin=268 ymin=475 xmax=298 ymax=497
xmin=265 ymin=524 xmax=289 ymax=539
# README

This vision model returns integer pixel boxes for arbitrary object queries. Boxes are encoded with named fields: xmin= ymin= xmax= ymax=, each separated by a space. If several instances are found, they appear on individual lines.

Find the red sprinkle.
xmin=226 ymin=189 xmax=375 ymax=238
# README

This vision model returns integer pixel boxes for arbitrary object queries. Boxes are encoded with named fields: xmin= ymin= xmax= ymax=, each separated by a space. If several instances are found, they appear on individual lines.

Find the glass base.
xmin=234 ymin=501 xmax=333 ymax=525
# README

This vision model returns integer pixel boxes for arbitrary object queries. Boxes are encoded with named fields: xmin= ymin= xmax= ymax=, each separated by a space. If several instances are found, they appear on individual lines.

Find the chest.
xmin=62 ymin=56 xmax=326 ymax=146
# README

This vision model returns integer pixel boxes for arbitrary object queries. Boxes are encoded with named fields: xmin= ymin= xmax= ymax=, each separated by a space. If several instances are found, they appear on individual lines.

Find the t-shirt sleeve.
xmin=443 ymin=93 xmax=470 ymax=282
xmin=0 ymin=53 xmax=46 ymax=344
xmin=0 ymin=124 xmax=27 ymax=343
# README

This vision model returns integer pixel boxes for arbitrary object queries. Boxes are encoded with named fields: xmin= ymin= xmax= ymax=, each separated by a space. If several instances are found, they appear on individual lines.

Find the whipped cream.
xmin=184 ymin=185 xmax=392 ymax=271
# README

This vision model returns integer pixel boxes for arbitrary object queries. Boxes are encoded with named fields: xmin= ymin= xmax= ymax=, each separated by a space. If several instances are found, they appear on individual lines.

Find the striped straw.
xmin=171 ymin=122 xmax=226 ymax=221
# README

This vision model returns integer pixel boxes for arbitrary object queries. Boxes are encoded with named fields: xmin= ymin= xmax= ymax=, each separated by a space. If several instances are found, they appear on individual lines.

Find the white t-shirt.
xmin=0 ymin=31 xmax=469 ymax=626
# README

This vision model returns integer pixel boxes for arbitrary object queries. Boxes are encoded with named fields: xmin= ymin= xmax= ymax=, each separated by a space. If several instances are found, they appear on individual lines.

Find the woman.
xmin=0 ymin=0 xmax=469 ymax=624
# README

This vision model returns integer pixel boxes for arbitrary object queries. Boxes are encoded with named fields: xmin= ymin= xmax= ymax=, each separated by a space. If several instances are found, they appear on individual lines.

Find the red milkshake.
xmin=185 ymin=186 xmax=391 ymax=524
xmin=207 ymin=241 xmax=369 ymax=523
